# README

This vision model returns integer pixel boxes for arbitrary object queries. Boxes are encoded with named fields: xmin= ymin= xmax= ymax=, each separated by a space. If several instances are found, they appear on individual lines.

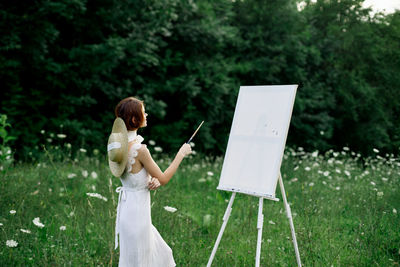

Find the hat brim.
xmin=108 ymin=118 xmax=128 ymax=177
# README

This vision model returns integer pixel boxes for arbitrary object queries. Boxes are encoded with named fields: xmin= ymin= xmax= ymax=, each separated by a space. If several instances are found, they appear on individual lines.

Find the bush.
xmin=0 ymin=114 xmax=16 ymax=169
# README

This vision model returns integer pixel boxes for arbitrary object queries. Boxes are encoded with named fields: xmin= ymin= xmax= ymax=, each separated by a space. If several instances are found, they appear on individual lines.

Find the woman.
xmin=114 ymin=97 xmax=191 ymax=266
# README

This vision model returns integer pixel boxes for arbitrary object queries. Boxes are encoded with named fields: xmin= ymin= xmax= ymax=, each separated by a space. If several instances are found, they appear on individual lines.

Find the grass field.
xmin=1 ymin=146 xmax=399 ymax=266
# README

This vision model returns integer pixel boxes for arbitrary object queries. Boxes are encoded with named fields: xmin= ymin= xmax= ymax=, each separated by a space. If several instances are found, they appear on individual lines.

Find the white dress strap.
xmin=125 ymin=134 xmax=144 ymax=173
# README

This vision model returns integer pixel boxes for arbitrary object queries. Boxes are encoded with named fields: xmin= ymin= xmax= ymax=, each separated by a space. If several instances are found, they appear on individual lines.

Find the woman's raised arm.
xmin=138 ymin=144 xmax=191 ymax=185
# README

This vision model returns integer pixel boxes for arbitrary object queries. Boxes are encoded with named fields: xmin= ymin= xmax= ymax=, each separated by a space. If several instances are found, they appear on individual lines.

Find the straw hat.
xmin=107 ymin=118 xmax=128 ymax=177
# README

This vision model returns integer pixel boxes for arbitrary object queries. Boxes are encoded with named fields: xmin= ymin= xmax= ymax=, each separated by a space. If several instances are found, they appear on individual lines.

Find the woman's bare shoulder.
xmin=137 ymin=144 xmax=149 ymax=157
xmin=139 ymin=144 xmax=147 ymax=150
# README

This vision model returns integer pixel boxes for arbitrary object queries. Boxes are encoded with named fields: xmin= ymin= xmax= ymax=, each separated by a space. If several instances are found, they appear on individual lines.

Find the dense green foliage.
xmin=1 ymin=148 xmax=399 ymax=265
xmin=1 ymin=0 xmax=399 ymax=159
xmin=0 ymin=115 xmax=16 ymax=167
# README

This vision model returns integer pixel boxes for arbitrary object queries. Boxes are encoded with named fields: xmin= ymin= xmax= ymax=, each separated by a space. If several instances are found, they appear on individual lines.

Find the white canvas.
xmin=217 ymin=85 xmax=297 ymax=199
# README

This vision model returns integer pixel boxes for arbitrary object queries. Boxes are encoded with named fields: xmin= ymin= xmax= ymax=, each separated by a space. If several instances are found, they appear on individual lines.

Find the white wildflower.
xmin=335 ymin=187 xmax=340 ymax=191
xmin=164 ymin=206 xmax=177 ymax=213
xmin=9 ymin=210 xmax=16 ymax=214
xmin=290 ymin=178 xmax=298 ymax=183
xmin=323 ymin=171 xmax=330 ymax=177
xmin=20 ymin=229 xmax=31 ymax=234
xmin=207 ymin=171 xmax=214 ymax=176
xmin=343 ymin=147 xmax=349 ymax=151
xmin=311 ymin=151 xmax=318 ymax=157
xmin=91 ymin=171 xmax=98 ymax=179
xmin=79 ymin=148 xmax=87 ymax=153
xmin=382 ymin=177 xmax=388 ymax=182
xmin=190 ymin=142 xmax=195 ymax=147
xmin=370 ymin=181 xmax=376 ymax=186
xmin=373 ymin=148 xmax=379 ymax=153
xmin=333 ymin=152 xmax=339 ymax=157
xmin=198 ymin=178 xmax=207 ymax=183
xmin=154 ymin=146 xmax=163 ymax=152
xmin=304 ymin=167 xmax=311 ymax=171
xmin=267 ymin=239 xmax=272 ymax=243
xmin=40 ymin=130 xmax=45 ymax=134
xmin=67 ymin=173 xmax=77 ymax=179
xmin=203 ymin=214 xmax=211 ymax=226
xmin=393 ymin=208 xmax=397 ymax=214
xmin=57 ymin=134 xmax=66 ymax=139
xmin=192 ymin=150 xmax=197 ymax=155
xmin=309 ymin=182 xmax=314 ymax=187
xmin=322 ymin=181 xmax=327 ymax=185
xmin=82 ymin=170 xmax=88 ymax=178
xmin=65 ymin=143 xmax=71 ymax=149
xmin=32 ymin=217 xmax=45 ymax=228
xmin=377 ymin=192 xmax=383 ymax=197
xmin=293 ymin=166 xmax=299 ymax=171
xmin=268 ymin=220 xmax=276 ymax=225
xmin=335 ymin=169 xmax=341 ymax=174
xmin=6 ymin=240 xmax=18 ymax=248
xmin=86 ymin=193 xmax=107 ymax=202
xmin=59 ymin=226 xmax=66 ymax=231
xmin=344 ymin=170 xmax=350 ymax=177
xmin=0 ymin=223 xmax=3 ymax=226
xmin=149 ymin=140 xmax=156 ymax=146
xmin=320 ymin=131 xmax=324 ymax=135
xmin=47 ymin=138 xmax=52 ymax=143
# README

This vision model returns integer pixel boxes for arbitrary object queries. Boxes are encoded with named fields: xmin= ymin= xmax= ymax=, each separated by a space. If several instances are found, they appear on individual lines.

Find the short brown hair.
xmin=114 ymin=97 xmax=145 ymax=130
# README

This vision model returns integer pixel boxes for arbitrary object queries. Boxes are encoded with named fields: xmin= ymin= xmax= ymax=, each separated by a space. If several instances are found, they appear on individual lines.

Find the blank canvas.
xmin=217 ymin=85 xmax=297 ymax=199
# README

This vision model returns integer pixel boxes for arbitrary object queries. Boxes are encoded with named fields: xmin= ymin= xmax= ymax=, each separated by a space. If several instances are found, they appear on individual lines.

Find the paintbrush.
xmin=186 ymin=121 xmax=204 ymax=144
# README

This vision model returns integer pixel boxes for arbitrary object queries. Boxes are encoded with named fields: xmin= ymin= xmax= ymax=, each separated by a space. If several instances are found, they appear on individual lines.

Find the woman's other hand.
xmin=148 ymin=177 xmax=161 ymax=190
xmin=179 ymin=143 xmax=192 ymax=157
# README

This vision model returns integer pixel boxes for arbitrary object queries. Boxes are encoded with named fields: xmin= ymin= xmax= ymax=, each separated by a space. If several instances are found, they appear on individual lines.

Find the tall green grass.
xmin=1 ymin=147 xmax=399 ymax=266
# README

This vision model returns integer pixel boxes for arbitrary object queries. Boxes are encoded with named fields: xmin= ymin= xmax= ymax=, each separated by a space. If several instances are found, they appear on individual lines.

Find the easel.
xmin=207 ymin=172 xmax=302 ymax=267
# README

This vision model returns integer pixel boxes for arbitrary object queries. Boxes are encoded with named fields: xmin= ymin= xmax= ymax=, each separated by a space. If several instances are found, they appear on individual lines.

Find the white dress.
xmin=115 ymin=131 xmax=176 ymax=267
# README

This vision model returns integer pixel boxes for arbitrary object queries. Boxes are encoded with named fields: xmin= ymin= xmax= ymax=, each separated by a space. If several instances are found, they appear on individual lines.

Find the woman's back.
xmin=120 ymin=134 xmax=149 ymax=189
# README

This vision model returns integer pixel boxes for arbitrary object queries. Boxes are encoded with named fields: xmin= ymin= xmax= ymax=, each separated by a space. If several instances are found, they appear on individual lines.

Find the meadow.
xmin=1 ymin=145 xmax=399 ymax=266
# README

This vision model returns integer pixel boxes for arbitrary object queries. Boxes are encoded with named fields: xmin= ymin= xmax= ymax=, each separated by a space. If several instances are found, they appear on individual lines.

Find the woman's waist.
xmin=116 ymin=186 xmax=148 ymax=193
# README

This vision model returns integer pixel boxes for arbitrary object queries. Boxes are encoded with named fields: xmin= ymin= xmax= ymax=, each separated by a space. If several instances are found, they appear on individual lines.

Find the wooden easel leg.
xmin=279 ymin=173 xmax=302 ymax=267
xmin=255 ymin=197 xmax=264 ymax=267
xmin=207 ymin=192 xmax=236 ymax=267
